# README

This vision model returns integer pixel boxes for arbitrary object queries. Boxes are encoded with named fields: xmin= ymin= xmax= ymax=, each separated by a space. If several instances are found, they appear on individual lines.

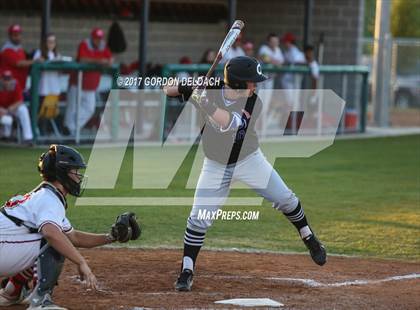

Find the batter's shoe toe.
xmin=303 ymin=234 xmax=327 ymax=266
xmin=175 ymin=269 xmax=193 ymax=292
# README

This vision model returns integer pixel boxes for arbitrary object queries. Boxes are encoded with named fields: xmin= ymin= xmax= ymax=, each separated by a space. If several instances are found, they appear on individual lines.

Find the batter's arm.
xmin=163 ymin=84 xmax=231 ymax=128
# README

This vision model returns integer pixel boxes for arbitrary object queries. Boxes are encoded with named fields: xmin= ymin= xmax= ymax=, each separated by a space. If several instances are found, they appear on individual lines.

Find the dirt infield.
xmin=10 ymin=248 xmax=420 ymax=309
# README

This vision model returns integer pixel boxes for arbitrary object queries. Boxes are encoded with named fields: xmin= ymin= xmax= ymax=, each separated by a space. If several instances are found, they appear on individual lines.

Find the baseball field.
xmin=0 ymin=134 xmax=419 ymax=309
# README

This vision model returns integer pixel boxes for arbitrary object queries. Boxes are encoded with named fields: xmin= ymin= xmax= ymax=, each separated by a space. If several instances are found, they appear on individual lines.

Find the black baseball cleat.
xmin=175 ymin=269 xmax=194 ymax=291
xmin=303 ymin=234 xmax=327 ymax=266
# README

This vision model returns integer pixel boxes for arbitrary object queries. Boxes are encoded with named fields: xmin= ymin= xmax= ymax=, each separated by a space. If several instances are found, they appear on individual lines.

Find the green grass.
xmin=0 ymin=135 xmax=419 ymax=261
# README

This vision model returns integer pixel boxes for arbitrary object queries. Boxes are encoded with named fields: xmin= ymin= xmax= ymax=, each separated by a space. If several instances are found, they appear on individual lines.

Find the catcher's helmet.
xmin=38 ymin=144 xmax=86 ymax=197
xmin=224 ymin=56 xmax=268 ymax=89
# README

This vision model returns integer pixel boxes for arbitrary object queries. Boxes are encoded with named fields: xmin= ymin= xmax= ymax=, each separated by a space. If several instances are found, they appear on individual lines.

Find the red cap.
xmin=91 ymin=28 xmax=104 ymax=39
xmin=1 ymin=70 xmax=13 ymax=79
xmin=281 ymin=32 xmax=296 ymax=44
xmin=8 ymin=24 xmax=22 ymax=35
xmin=179 ymin=56 xmax=192 ymax=64
xmin=243 ymin=41 xmax=254 ymax=50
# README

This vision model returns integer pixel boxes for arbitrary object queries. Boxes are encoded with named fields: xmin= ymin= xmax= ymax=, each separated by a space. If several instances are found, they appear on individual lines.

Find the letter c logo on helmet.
xmin=224 ymin=56 xmax=268 ymax=89
xmin=256 ymin=63 xmax=262 ymax=75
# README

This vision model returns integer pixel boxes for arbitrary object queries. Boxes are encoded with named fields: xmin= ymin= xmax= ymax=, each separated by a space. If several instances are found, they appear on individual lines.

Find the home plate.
xmin=215 ymin=298 xmax=284 ymax=307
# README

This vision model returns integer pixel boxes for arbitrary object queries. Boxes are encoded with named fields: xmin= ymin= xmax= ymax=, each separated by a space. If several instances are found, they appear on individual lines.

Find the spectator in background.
xmin=243 ymin=41 xmax=255 ymax=57
xmin=64 ymin=28 xmax=113 ymax=135
xmin=0 ymin=24 xmax=38 ymax=92
xmin=200 ymin=49 xmax=216 ymax=65
xmin=258 ymin=33 xmax=284 ymax=66
xmin=120 ymin=61 xmax=138 ymax=75
xmin=303 ymin=45 xmax=319 ymax=89
xmin=177 ymin=56 xmax=192 ymax=80
xmin=33 ymin=34 xmax=62 ymax=120
xmin=301 ymin=45 xmax=321 ymax=126
xmin=280 ymin=32 xmax=305 ymax=90
xmin=220 ymin=33 xmax=245 ymax=63
xmin=199 ymin=49 xmax=217 ymax=77
xmin=257 ymin=33 xmax=284 ymax=106
xmin=0 ymin=70 xmax=33 ymax=144
xmin=281 ymin=33 xmax=305 ymax=65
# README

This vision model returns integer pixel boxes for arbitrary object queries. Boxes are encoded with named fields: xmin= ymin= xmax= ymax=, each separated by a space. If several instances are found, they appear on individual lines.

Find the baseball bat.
xmin=189 ymin=20 xmax=244 ymax=123
xmin=204 ymin=20 xmax=245 ymax=80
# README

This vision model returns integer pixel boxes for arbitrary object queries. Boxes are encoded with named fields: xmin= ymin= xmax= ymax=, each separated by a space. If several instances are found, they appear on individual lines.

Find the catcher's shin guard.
xmin=28 ymin=243 xmax=65 ymax=307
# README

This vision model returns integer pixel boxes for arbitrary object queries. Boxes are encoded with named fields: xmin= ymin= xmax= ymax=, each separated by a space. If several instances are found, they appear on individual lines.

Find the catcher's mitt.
xmin=110 ymin=212 xmax=141 ymax=243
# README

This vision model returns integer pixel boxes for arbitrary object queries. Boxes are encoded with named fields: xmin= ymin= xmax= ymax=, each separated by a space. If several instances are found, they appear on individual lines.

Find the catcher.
xmin=0 ymin=144 xmax=141 ymax=309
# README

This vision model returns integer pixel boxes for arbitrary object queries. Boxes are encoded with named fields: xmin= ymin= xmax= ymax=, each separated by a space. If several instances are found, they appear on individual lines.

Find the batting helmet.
xmin=224 ymin=56 xmax=268 ymax=89
xmin=38 ymin=145 xmax=87 ymax=197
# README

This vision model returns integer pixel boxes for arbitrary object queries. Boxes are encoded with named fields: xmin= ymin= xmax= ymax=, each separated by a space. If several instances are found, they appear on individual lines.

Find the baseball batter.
xmin=164 ymin=56 xmax=327 ymax=292
xmin=0 ymin=145 xmax=141 ymax=309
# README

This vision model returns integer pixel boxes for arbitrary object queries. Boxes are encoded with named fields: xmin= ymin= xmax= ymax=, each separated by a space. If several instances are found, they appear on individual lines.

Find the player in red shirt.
xmin=0 ymin=24 xmax=38 ymax=91
xmin=64 ymin=28 xmax=113 ymax=135
xmin=0 ymin=70 xmax=33 ymax=143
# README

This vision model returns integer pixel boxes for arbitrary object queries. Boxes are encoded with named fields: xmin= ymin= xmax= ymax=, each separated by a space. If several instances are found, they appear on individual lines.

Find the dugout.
xmin=0 ymin=0 xmax=368 ymax=143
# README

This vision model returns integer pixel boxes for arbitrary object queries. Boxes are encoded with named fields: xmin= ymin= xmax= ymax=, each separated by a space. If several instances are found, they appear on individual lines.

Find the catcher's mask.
xmin=224 ymin=56 xmax=268 ymax=89
xmin=38 ymin=144 xmax=87 ymax=197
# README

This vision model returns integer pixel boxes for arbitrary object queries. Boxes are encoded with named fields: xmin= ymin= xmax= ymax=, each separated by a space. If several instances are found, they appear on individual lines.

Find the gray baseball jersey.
xmin=178 ymin=84 xmax=299 ymax=232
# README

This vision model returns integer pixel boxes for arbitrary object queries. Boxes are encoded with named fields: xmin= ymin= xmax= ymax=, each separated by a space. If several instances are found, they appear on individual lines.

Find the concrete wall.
xmin=0 ymin=14 xmax=226 ymax=65
xmin=237 ymin=0 xmax=364 ymax=65
xmin=0 ymin=0 xmax=364 ymax=65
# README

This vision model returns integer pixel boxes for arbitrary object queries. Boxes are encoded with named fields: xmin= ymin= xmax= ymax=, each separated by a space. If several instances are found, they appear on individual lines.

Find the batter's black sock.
xmin=182 ymin=228 xmax=206 ymax=272
xmin=283 ymin=202 xmax=312 ymax=239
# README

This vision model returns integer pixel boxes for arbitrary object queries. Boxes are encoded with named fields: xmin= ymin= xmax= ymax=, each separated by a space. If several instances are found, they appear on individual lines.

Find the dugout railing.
xmin=30 ymin=62 xmax=119 ymax=144
xmin=29 ymin=63 xmax=368 ymax=144
xmin=162 ymin=64 xmax=369 ymax=139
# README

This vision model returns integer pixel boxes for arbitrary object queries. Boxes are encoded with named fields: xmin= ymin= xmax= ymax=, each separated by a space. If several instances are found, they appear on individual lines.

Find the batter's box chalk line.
xmin=202 ymin=273 xmax=420 ymax=288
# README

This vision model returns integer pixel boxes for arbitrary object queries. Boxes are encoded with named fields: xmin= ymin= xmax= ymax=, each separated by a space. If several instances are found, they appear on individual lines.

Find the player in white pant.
xmin=2 ymin=104 xmax=33 ymax=141
xmin=164 ymin=56 xmax=327 ymax=292
xmin=0 ymin=70 xmax=33 ymax=142
xmin=0 ymin=144 xmax=140 ymax=309
xmin=188 ymin=149 xmax=298 ymax=232
xmin=64 ymin=85 xmax=96 ymax=135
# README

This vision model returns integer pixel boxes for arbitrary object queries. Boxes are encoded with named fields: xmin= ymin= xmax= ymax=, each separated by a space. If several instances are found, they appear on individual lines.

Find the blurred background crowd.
xmin=0 ymin=0 xmax=418 ymax=145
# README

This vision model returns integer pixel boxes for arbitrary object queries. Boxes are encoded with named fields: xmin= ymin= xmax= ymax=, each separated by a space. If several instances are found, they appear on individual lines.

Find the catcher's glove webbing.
xmin=110 ymin=212 xmax=141 ymax=243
